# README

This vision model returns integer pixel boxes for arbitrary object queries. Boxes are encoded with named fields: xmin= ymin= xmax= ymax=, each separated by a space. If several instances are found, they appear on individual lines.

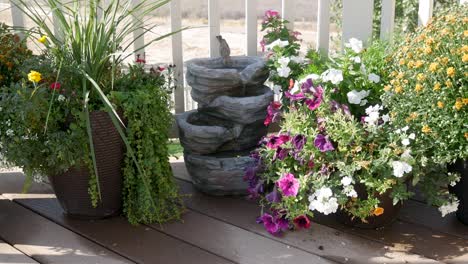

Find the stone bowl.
xmin=186 ymin=56 xmax=269 ymax=104
xmin=176 ymin=111 xmax=268 ymax=155
xmin=197 ymin=86 xmax=274 ymax=125
xmin=184 ymin=151 xmax=254 ymax=196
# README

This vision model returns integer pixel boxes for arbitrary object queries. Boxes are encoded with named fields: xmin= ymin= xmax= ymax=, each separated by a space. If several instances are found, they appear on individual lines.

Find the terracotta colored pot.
xmin=448 ymin=159 xmax=468 ymax=225
xmin=49 ymin=111 xmax=124 ymax=219
xmin=335 ymin=184 xmax=402 ymax=229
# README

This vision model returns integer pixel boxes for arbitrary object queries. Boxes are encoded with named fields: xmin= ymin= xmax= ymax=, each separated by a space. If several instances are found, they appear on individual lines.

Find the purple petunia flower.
xmin=341 ymin=104 xmax=351 ymax=116
xmin=260 ymin=213 xmax=279 ymax=235
xmin=266 ymin=187 xmax=281 ymax=203
xmin=266 ymin=134 xmax=291 ymax=149
xmin=292 ymin=134 xmax=306 ymax=151
xmin=319 ymin=164 xmax=329 ymax=175
xmin=314 ymin=134 xmax=335 ymax=152
xmin=274 ymin=147 xmax=290 ymax=161
xmin=330 ymin=100 xmax=341 ymax=113
xmin=264 ymin=101 xmax=282 ymax=126
xmin=277 ymin=173 xmax=300 ymax=197
xmin=247 ymin=180 xmax=264 ymax=200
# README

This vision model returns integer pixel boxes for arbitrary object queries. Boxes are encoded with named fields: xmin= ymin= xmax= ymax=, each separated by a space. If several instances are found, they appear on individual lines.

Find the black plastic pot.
xmin=448 ymin=159 xmax=468 ymax=225
xmin=335 ymin=184 xmax=402 ymax=229
xmin=49 ymin=111 xmax=124 ymax=219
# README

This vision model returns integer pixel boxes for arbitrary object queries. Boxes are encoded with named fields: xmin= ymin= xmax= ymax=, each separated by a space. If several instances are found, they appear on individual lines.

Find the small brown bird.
xmin=216 ymin=35 xmax=231 ymax=66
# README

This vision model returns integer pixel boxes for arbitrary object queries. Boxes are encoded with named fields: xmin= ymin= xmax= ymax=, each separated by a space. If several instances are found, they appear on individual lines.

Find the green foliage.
xmin=113 ymin=65 xmax=184 ymax=225
xmin=0 ymin=24 xmax=32 ymax=87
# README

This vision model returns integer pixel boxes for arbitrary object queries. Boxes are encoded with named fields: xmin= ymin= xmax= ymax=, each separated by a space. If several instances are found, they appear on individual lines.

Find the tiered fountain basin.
xmin=177 ymin=56 xmax=272 ymax=195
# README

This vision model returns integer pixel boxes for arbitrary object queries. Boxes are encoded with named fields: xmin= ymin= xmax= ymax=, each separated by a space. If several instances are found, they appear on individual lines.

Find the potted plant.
xmin=382 ymin=4 xmax=467 ymax=224
xmin=0 ymin=0 xmax=183 ymax=224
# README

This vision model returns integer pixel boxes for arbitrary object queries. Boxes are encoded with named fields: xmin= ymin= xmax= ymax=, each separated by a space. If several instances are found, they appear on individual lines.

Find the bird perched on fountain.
xmin=216 ymin=35 xmax=231 ymax=66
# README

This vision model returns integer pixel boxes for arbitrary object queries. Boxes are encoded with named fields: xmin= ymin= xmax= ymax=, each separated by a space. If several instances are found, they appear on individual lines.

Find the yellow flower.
xmin=415 ymin=83 xmax=423 ymax=92
xmin=410 ymin=112 xmax=418 ymax=119
xmin=424 ymin=46 xmax=432 ymax=54
xmin=415 ymin=60 xmax=424 ymax=68
xmin=463 ymin=54 xmax=468 ymax=63
xmin=397 ymin=72 xmax=404 ymax=79
xmin=447 ymin=67 xmax=455 ymax=77
xmin=465 ymin=132 xmax=468 ymax=139
xmin=384 ymin=85 xmax=391 ymax=92
xmin=462 ymin=45 xmax=468 ymax=53
xmin=433 ymin=82 xmax=441 ymax=91
xmin=463 ymin=98 xmax=468 ymax=105
xmin=407 ymin=60 xmax=415 ymax=68
xmin=440 ymin=57 xmax=449 ymax=65
xmin=437 ymin=101 xmax=444 ymax=108
xmin=394 ymin=86 xmax=403 ymax=94
xmin=425 ymin=38 xmax=434 ymax=45
xmin=429 ymin=62 xmax=438 ymax=72
xmin=441 ymin=28 xmax=450 ymax=36
xmin=422 ymin=125 xmax=432 ymax=134
xmin=38 ymin=35 xmax=47 ymax=44
xmin=399 ymin=58 xmax=406 ymax=65
xmin=465 ymin=30 xmax=468 ymax=38
xmin=455 ymin=99 xmax=463 ymax=111
xmin=417 ymin=73 xmax=426 ymax=82
xmin=445 ymin=80 xmax=453 ymax=88
xmin=27 ymin=70 xmax=42 ymax=83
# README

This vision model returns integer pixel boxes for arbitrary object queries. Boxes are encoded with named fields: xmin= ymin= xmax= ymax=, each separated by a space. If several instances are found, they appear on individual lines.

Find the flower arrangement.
xmin=382 ymin=5 xmax=467 ymax=165
xmin=0 ymin=0 xmax=184 ymax=224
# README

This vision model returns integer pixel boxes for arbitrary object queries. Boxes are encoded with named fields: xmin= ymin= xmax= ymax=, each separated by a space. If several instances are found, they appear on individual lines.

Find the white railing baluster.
xmin=245 ymin=0 xmax=257 ymax=56
xmin=208 ymin=0 xmax=220 ymax=57
xmin=132 ymin=0 xmax=145 ymax=58
xmin=418 ymin=0 xmax=434 ymax=26
xmin=380 ymin=0 xmax=395 ymax=41
xmin=171 ymin=0 xmax=185 ymax=114
xmin=342 ymin=0 xmax=374 ymax=46
xmin=9 ymin=0 xmax=25 ymax=38
xmin=316 ymin=0 xmax=330 ymax=55
xmin=281 ymin=0 xmax=295 ymax=30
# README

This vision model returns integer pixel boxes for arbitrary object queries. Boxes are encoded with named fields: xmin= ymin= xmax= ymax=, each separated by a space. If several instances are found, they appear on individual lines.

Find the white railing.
xmin=4 ymin=0 xmax=464 ymax=114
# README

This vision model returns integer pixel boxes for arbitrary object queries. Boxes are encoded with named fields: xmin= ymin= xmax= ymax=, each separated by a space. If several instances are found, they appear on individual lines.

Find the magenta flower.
xmin=264 ymin=10 xmax=280 ymax=19
xmin=277 ymin=173 xmax=300 ymax=197
xmin=292 ymin=134 xmax=306 ymax=151
xmin=260 ymin=38 xmax=266 ymax=52
xmin=264 ymin=101 xmax=282 ymax=126
xmin=314 ymin=134 xmax=335 ymax=152
xmin=274 ymin=147 xmax=290 ymax=161
xmin=266 ymin=134 xmax=290 ymax=149
xmin=260 ymin=213 xmax=279 ymax=235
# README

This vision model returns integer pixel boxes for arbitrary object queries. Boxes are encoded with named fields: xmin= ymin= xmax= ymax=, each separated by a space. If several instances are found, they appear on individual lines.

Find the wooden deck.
xmin=0 ymin=160 xmax=467 ymax=264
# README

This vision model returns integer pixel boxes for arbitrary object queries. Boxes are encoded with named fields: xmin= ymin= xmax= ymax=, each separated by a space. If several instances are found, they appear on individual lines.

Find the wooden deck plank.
xmin=149 ymin=210 xmax=336 ymax=264
xmin=174 ymin=177 xmax=442 ymax=264
xmin=399 ymin=200 xmax=468 ymax=240
xmin=11 ymin=194 xmax=234 ymax=264
xmin=0 ymin=239 xmax=39 ymax=264
xmin=0 ymin=195 xmax=132 ymax=264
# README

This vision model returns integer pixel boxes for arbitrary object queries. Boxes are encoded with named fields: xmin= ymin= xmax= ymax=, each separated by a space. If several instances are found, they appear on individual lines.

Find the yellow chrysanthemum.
xmin=455 ymin=99 xmax=463 ymax=111
xmin=407 ymin=60 xmax=415 ymax=68
xmin=415 ymin=60 xmax=424 ymax=68
xmin=465 ymin=132 xmax=468 ymax=139
xmin=399 ymin=58 xmax=406 ymax=65
xmin=445 ymin=80 xmax=453 ymax=88
xmin=417 ymin=73 xmax=426 ymax=81
xmin=462 ymin=45 xmax=468 ymax=53
xmin=437 ymin=101 xmax=444 ymax=108
xmin=463 ymin=98 xmax=468 ymax=105
xmin=384 ymin=85 xmax=391 ymax=92
xmin=465 ymin=30 xmax=468 ymax=38
xmin=433 ymin=82 xmax=441 ymax=91
xmin=415 ymin=83 xmax=423 ymax=92
xmin=422 ymin=125 xmax=432 ymax=134
xmin=394 ymin=86 xmax=403 ymax=94
xmin=424 ymin=46 xmax=433 ymax=54
xmin=429 ymin=62 xmax=438 ymax=72
xmin=410 ymin=112 xmax=418 ymax=119
xmin=440 ymin=57 xmax=449 ymax=65
xmin=397 ymin=72 xmax=404 ymax=79
xmin=425 ymin=38 xmax=434 ymax=45
xmin=447 ymin=67 xmax=455 ymax=77
xmin=38 ymin=35 xmax=47 ymax=44
xmin=27 ymin=70 xmax=42 ymax=83
xmin=463 ymin=54 xmax=468 ymax=63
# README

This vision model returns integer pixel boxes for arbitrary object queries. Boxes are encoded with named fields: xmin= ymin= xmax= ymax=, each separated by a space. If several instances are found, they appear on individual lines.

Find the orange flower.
xmin=437 ymin=101 xmax=444 ymax=108
xmin=374 ymin=207 xmax=384 ymax=216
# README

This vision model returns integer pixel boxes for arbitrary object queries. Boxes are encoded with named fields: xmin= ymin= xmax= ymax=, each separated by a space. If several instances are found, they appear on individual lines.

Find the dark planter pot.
xmin=48 ymin=111 xmax=124 ymax=219
xmin=448 ymin=159 xmax=468 ymax=225
xmin=335 ymin=184 xmax=402 ymax=229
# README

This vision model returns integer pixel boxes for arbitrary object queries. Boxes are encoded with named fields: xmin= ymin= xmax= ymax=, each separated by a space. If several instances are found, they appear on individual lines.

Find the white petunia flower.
xmin=291 ymin=56 xmax=304 ymax=64
xmin=341 ymin=176 xmax=353 ymax=186
xmin=345 ymin=38 xmax=364 ymax=53
xmin=277 ymin=66 xmax=291 ymax=78
xmin=344 ymin=185 xmax=358 ymax=198
xmin=278 ymin=56 xmax=291 ymax=67
xmin=408 ymin=133 xmax=416 ymax=140
xmin=58 ymin=95 xmax=66 ymax=102
xmin=401 ymin=149 xmax=412 ymax=159
xmin=266 ymin=39 xmax=289 ymax=50
xmin=382 ymin=114 xmax=390 ymax=123
xmin=347 ymin=90 xmax=370 ymax=105
xmin=6 ymin=129 xmax=14 ymax=137
xmin=368 ymin=73 xmax=381 ymax=83
xmin=308 ymin=187 xmax=339 ymax=215
xmin=272 ymin=85 xmax=282 ymax=95
xmin=351 ymin=56 xmax=361 ymax=63
xmin=360 ymin=64 xmax=367 ymax=75
xmin=402 ymin=126 xmax=409 ymax=132
xmin=321 ymin=69 xmax=343 ymax=85
xmin=395 ymin=129 xmax=402 ymax=134
xmin=391 ymin=161 xmax=413 ymax=178
xmin=401 ymin=138 xmax=410 ymax=146
xmin=364 ymin=104 xmax=383 ymax=126
xmin=439 ymin=199 xmax=459 ymax=217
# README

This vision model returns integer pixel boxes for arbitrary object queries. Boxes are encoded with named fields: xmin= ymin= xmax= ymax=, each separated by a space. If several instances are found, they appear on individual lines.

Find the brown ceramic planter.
xmin=49 ymin=111 xmax=124 ymax=219
xmin=335 ymin=184 xmax=402 ymax=229
xmin=448 ymin=159 xmax=468 ymax=225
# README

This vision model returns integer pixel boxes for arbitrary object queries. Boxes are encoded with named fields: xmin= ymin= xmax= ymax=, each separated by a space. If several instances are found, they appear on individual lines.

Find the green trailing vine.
xmin=113 ymin=65 xmax=184 ymax=225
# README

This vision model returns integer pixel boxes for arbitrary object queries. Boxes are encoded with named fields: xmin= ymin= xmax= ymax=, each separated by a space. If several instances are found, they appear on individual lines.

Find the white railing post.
xmin=9 ymin=0 xmax=25 ymax=39
xmin=418 ymin=0 xmax=434 ymax=26
xmin=380 ymin=0 xmax=395 ymax=41
xmin=281 ymin=0 xmax=295 ymax=30
xmin=316 ymin=0 xmax=330 ymax=55
xmin=208 ymin=0 xmax=220 ymax=58
xmin=132 ymin=0 xmax=145 ymax=58
xmin=245 ymin=0 xmax=257 ymax=56
xmin=342 ymin=0 xmax=374 ymax=46
xmin=171 ymin=0 xmax=185 ymax=114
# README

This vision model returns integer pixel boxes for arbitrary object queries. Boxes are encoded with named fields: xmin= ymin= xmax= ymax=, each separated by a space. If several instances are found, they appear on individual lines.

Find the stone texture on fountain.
xmin=177 ymin=53 xmax=271 ymax=196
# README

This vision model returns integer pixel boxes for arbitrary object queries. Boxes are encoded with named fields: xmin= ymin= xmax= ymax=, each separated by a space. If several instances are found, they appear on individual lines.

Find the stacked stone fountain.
xmin=176 ymin=39 xmax=272 ymax=195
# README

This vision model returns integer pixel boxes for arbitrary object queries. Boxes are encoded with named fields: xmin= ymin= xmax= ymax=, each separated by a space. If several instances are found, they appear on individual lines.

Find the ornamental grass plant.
xmin=0 ymin=0 xmax=184 ymax=224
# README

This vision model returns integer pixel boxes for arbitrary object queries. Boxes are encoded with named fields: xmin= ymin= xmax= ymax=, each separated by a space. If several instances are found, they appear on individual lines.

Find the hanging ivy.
xmin=113 ymin=65 xmax=184 ymax=225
